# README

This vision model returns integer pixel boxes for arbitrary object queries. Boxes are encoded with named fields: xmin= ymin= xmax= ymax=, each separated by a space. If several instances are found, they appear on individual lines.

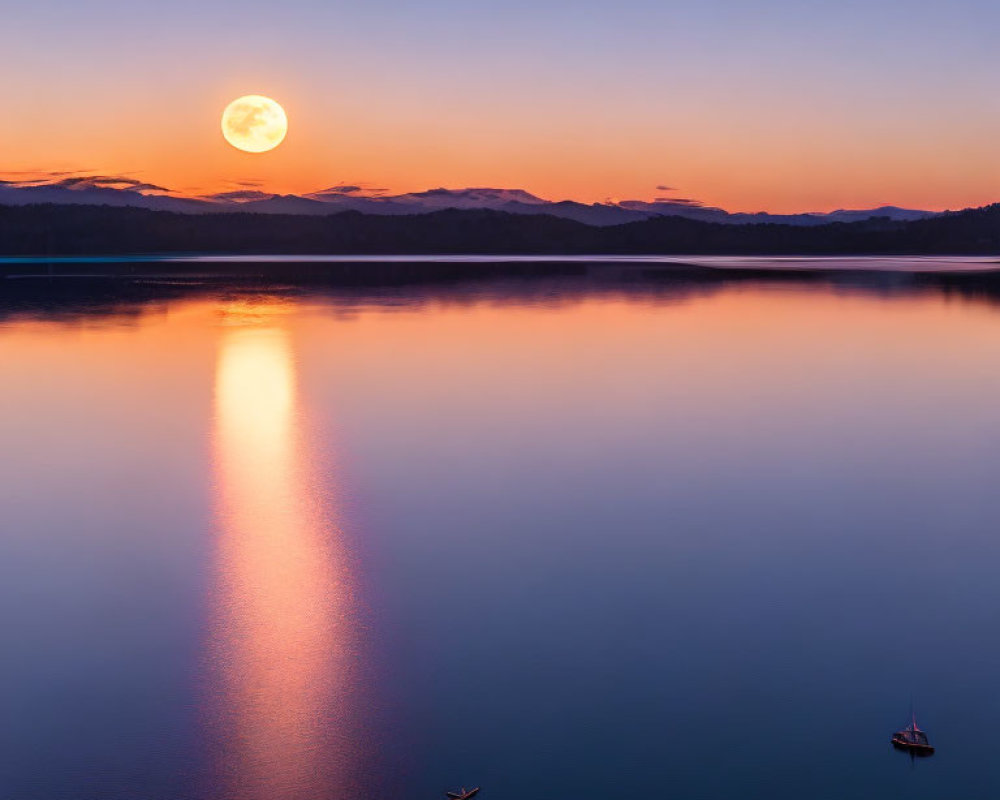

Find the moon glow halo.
xmin=221 ymin=95 xmax=288 ymax=153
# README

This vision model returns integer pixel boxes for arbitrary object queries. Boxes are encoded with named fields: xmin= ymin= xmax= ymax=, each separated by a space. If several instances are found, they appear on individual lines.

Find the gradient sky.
xmin=2 ymin=0 xmax=998 ymax=212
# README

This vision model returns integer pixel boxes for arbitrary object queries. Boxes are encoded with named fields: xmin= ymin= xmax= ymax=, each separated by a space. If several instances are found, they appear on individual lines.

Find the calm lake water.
xmin=3 ymin=266 xmax=1000 ymax=799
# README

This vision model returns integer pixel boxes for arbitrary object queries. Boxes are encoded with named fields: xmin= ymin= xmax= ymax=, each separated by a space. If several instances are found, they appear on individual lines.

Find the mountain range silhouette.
xmin=0 ymin=177 xmax=938 ymax=227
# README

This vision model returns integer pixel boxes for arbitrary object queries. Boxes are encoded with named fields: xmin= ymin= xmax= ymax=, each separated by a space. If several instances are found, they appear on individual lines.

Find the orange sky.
xmin=4 ymin=0 xmax=999 ymax=212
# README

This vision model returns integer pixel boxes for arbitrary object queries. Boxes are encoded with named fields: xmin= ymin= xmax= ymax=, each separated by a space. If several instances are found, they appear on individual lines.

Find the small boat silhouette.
xmin=446 ymin=788 xmax=480 ymax=800
xmin=891 ymin=712 xmax=934 ymax=756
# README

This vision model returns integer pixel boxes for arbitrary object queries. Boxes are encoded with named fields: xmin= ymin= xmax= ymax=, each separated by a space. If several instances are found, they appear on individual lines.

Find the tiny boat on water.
xmin=446 ymin=788 xmax=480 ymax=800
xmin=891 ymin=713 xmax=934 ymax=756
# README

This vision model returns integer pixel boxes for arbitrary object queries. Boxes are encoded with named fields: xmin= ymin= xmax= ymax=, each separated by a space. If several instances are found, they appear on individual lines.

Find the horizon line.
xmin=0 ymin=171 xmax=973 ymax=217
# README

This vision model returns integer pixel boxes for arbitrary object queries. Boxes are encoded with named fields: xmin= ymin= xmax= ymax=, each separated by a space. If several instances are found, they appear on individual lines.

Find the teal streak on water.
xmin=1 ymin=253 xmax=999 ymax=271
xmin=1 ymin=269 xmax=1000 ymax=799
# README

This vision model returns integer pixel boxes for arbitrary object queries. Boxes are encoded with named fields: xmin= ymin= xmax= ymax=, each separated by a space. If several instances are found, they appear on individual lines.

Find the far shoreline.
xmin=2 ymin=254 xmax=1000 ymax=280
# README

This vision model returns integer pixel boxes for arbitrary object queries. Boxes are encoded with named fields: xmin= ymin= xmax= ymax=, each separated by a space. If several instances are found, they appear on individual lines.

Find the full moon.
xmin=221 ymin=95 xmax=288 ymax=153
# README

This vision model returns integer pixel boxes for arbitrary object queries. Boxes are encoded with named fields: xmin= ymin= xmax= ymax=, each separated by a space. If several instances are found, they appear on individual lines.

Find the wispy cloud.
xmin=56 ymin=176 xmax=171 ymax=192
xmin=648 ymin=182 xmax=704 ymax=207
xmin=0 ymin=169 xmax=84 ymax=181
xmin=653 ymin=196 xmax=703 ymax=207
xmin=310 ymin=182 xmax=390 ymax=197
xmin=0 ymin=171 xmax=173 ymax=194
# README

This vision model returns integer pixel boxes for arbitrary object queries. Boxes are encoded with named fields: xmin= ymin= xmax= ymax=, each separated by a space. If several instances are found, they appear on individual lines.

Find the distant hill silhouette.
xmin=0 ymin=178 xmax=939 ymax=227
xmin=0 ymin=202 xmax=998 ymax=256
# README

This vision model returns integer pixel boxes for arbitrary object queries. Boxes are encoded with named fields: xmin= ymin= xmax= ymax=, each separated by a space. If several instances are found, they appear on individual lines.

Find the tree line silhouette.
xmin=1 ymin=203 xmax=998 ymax=256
